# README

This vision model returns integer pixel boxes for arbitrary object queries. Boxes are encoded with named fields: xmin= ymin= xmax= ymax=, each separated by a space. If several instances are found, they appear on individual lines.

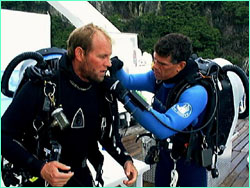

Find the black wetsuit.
xmin=1 ymin=54 xmax=132 ymax=186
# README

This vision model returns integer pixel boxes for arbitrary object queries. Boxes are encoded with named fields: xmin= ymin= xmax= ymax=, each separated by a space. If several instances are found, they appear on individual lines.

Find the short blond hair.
xmin=67 ymin=23 xmax=111 ymax=60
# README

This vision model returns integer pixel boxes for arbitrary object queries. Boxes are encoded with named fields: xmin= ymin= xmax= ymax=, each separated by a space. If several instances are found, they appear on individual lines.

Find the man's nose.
xmin=104 ymin=58 xmax=112 ymax=67
xmin=152 ymin=61 xmax=157 ymax=70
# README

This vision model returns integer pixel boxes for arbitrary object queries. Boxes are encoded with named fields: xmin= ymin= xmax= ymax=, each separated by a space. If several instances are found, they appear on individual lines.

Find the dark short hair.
xmin=154 ymin=33 xmax=192 ymax=64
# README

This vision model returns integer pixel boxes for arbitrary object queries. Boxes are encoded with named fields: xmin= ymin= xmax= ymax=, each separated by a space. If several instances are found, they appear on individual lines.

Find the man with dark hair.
xmin=104 ymin=33 xmax=209 ymax=186
xmin=1 ymin=23 xmax=138 ymax=187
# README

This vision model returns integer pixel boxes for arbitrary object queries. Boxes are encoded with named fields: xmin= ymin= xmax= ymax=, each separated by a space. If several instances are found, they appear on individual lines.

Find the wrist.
xmin=40 ymin=162 xmax=47 ymax=179
xmin=124 ymin=159 xmax=133 ymax=169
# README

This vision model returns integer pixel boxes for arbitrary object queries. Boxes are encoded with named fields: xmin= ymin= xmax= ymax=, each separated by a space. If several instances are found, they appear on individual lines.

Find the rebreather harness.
xmin=137 ymin=56 xmax=249 ymax=186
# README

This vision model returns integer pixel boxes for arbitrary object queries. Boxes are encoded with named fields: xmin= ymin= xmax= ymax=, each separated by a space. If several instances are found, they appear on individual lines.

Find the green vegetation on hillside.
xmin=1 ymin=1 xmax=248 ymax=69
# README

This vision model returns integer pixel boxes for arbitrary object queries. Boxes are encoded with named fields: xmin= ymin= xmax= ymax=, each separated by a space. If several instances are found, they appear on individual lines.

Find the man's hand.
xmin=102 ymin=77 xmax=128 ymax=102
xmin=40 ymin=161 xmax=74 ymax=187
xmin=123 ymin=160 xmax=138 ymax=186
xmin=109 ymin=56 xmax=124 ymax=76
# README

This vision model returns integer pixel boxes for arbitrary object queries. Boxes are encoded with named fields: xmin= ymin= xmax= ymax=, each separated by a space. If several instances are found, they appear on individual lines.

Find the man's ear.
xmin=74 ymin=47 xmax=85 ymax=62
xmin=178 ymin=61 xmax=186 ymax=72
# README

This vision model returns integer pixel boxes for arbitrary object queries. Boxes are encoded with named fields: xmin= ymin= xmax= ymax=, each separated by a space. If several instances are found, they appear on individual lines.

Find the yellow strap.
xmin=29 ymin=176 xmax=38 ymax=182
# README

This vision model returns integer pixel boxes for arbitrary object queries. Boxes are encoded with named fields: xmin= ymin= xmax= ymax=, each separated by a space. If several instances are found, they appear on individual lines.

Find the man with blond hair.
xmin=2 ymin=23 xmax=137 ymax=187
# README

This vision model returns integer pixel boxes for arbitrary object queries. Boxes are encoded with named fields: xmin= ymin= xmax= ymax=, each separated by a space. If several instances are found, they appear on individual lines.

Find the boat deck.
xmin=219 ymin=118 xmax=249 ymax=187
xmin=121 ymin=117 xmax=249 ymax=187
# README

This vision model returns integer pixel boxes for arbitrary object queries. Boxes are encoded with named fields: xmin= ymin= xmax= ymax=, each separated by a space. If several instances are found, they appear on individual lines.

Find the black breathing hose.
xmin=221 ymin=64 xmax=249 ymax=119
xmin=1 ymin=52 xmax=45 ymax=98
